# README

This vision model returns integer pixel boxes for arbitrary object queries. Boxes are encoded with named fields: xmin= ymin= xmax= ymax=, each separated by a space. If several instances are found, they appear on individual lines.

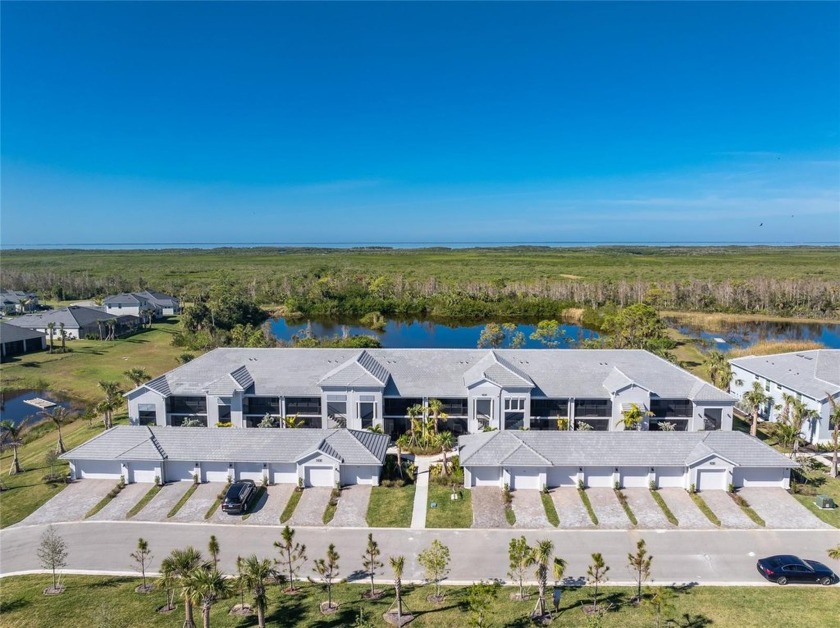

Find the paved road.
xmin=3 ymin=521 xmax=839 ymax=586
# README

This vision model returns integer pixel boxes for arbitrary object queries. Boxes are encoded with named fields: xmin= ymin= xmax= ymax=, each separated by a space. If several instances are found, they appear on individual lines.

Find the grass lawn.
xmin=649 ymin=489 xmax=679 ymax=526
xmin=126 ymin=484 xmax=162 ymax=519
xmin=578 ymin=489 xmax=599 ymax=525
xmin=792 ymin=464 xmax=840 ymax=528
xmin=1 ymin=575 xmax=839 ymax=628
xmin=366 ymin=484 xmax=415 ymax=528
xmin=85 ymin=481 xmax=124 ymax=518
xmin=279 ymin=488 xmax=303 ymax=524
xmin=541 ymin=491 xmax=559 ymax=526
xmin=689 ymin=492 xmax=722 ymax=527
xmin=426 ymin=482 xmax=472 ymax=528
xmin=167 ymin=483 xmax=198 ymax=518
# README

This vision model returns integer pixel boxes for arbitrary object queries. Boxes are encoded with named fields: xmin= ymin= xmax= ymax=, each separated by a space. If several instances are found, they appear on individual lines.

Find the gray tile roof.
xmin=458 ymin=430 xmax=797 ymax=469
xmin=104 ymin=293 xmax=147 ymax=306
xmin=135 ymin=348 xmax=735 ymax=403
xmin=60 ymin=426 xmax=390 ymax=465
xmin=730 ymin=350 xmax=840 ymax=401
xmin=135 ymin=290 xmax=179 ymax=308
xmin=0 ymin=322 xmax=46 ymax=343
xmin=5 ymin=305 xmax=128 ymax=330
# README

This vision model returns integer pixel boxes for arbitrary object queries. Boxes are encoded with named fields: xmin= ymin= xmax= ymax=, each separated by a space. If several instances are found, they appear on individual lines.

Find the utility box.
xmin=815 ymin=495 xmax=837 ymax=509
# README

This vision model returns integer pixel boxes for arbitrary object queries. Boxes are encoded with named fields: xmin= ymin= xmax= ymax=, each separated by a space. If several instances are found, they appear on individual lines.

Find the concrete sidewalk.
xmin=410 ymin=457 xmax=431 ymax=529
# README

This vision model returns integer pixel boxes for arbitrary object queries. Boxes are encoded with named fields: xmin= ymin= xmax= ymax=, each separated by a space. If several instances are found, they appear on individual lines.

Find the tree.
xmin=742 ymin=381 xmax=769 ymax=437
xmin=0 ymin=418 xmax=29 ymax=474
xmin=183 ymin=567 xmax=230 ymax=628
xmin=37 ymin=525 xmax=68 ymax=593
xmin=417 ymin=540 xmax=450 ymax=601
xmin=388 ymin=555 xmax=407 ymax=623
xmin=274 ymin=525 xmax=306 ymax=592
xmin=826 ymin=393 xmax=840 ymax=478
xmin=465 ymin=580 xmax=500 ymax=628
xmin=124 ymin=367 xmax=150 ymax=388
xmin=644 ymin=586 xmax=676 ymax=628
xmin=208 ymin=535 xmax=220 ymax=570
xmin=529 ymin=319 xmax=570 ymax=347
xmin=40 ymin=406 xmax=73 ymax=454
xmin=828 ymin=545 xmax=840 ymax=561
xmin=627 ymin=538 xmax=652 ymax=601
xmin=181 ymin=417 xmax=204 ymax=428
xmin=258 ymin=413 xmax=278 ymax=428
xmin=600 ymin=304 xmax=675 ymax=358
xmin=282 ymin=413 xmax=304 ymax=429
xmin=587 ymin=553 xmax=610 ymax=611
xmin=159 ymin=546 xmax=205 ymax=628
xmin=312 ymin=543 xmax=340 ymax=612
xmin=58 ymin=322 xmax=67 ymax=353
xmin=395 ymin=433 xmax=410 ymax=477
xmin=238 ymin=554 xmax=277 ymax=628
xmin=507 ymin=536 xmax=534 ymax=601
xmin=477 ymin=322 xmax=525 ymax=349
xmin=706 ymin=351 xmax=732 ymax=391
xmin=105 ymin=318 xmax=117 ymax=341
xmin=531 ymin=539 xmax=554 ymax=619
xmin=362 ymin=533 xmax=383 ymax=598
xmin=131 ymin=538 xmax=153 ymax=593
xmin=428 ymin=398 xmax=444 ymax=435
xmin=616 ymin=403 xmax=652 ymax=431
xmin=47 ymin=321 xmax=55 ymax=354
xmin=98 ymin=380 xmax=123 ymax=429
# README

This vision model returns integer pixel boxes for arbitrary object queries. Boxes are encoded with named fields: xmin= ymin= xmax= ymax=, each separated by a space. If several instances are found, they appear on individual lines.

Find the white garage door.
xmin=202 ymin=462 xmax=232 ymax=483
xmin=166 ymin=461 xmax=196 ymax=482
xmin=696 ymin=468 xmax=727 ymax=491
xmin=130 ymin=462 xmax=158 ymax=484
xmin=620 ymin=467 xmax=649 ymax=488
xmin=547 ymin=466 xmax=578 ymax=487
xmin=77 ymin=460 xmax=122 ymax=480
xmin=508 ymin=468 xmax=542 ymax=491
xmin=340 ymin=465 xmax=376 ymax=486
xmin=271 ymin=463 xmax=297 ymax=485
xmin=304 ymin=466 xmax=335 ymax=487
xmin=655 ymin=467 xmax=686 ymax=489
xmin=585 ymin=466 xmax=614 ymax=488
xmin=733 ymin=467 xmax=785 ymax=488
xmin=236 ymin=462 xmax=265 ymax=483
xmin=471 ymin=467 xmax=501 ymax=487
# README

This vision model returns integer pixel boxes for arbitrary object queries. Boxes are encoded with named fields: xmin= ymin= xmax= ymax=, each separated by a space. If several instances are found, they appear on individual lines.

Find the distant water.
xmin=0 ymin=390 xmax=80 ymax=427
xmin=666 ymin=320 xmax=840 ymax=351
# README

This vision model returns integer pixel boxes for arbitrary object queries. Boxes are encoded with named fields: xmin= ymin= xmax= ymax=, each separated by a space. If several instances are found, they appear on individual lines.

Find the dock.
xmin=23 ymin=398 xmax=57 ymax=410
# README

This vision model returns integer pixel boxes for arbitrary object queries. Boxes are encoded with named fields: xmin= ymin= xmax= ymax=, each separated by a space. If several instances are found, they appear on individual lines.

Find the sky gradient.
xmin=2 ymin=2 xmax=838 ymax=246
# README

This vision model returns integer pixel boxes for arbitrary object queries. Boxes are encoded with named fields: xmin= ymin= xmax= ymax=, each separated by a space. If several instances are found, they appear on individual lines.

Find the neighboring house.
xmin=0 ymin=289 xmax=39 ymax=314
xmin=60 ymin=425 xmax=389 ymax=486
xmin=104 ymin=290 xmax=180 ymax=318
xmin=126 ymin=348 xmax=736 ymax=435
xmin=729 ymin=350 xmax=840 ymax=444
xmin=0 ymin=322 xmax=46 ymax=361
xmin=4 ymin=305 xmax=140 ymax=340
xmin=458 ymin=430 xmax=797 ymax=491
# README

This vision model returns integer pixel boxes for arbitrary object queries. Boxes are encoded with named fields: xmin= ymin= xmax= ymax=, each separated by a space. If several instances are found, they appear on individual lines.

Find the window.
xmin=475 ymin=399 xmax=493 ymax=426
xmin=383 ymin=397 xmax=422 ymax=416
xmin=650 ymin=399 xmax=692 ymax=418
xmin=504 ymin=412 xmax=525 ymax=430
xmin=218 ymin=405 xmax=231 ymax=421
xmin=326 ymin=395 xmax=347 ymax=427
xmin=575 ymin=399 xmax=612 ymax=417
xmin=504 ymin=398 xmax=526 ymax=411
xmin=703 ymin=409 xmax=722 ymax=431
xmin=530 ymin=399 xmax=568 ymax=418
xmin=575 ymin=418 xmax=609 ymax=431
xmin=765 ymin=382 xmax=770 ymax=392
xmin=245 ymin=397 xmax=279 ymax=416
xmin=168 ymin=396 xmax=207 ymax=414
xmin=138 ymin=403 xmax=156 ymax=426
xmin=439 ymin=398 xmax=468 ymax=416
xmin=649 ymin=419 xmax=688 ymax=431
xmin=358 ymin=400 xmax=376 ymax=429
xmin=285 ymin=397 xmax=321 ymax=415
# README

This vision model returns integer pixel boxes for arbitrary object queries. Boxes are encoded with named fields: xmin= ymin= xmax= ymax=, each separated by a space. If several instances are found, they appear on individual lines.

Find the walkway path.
xmin=410 ymin=457 xmax=432 ymax=529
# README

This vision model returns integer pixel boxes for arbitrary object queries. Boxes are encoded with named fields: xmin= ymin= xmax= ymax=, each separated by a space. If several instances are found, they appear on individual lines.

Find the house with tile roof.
xmin=4 ymin=305 xmax=141 ymax=340
xmin=0 ymin=322 xmax=46 ymax=361
xmin=0 ymin=289 xmax=38 ymax=314
xmin=104 ymin=290 xmax=180 ymax=319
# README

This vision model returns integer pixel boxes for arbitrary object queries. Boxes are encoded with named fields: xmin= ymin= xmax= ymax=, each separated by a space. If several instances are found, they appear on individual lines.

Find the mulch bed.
xmin=156 ymin=604 xmax=177 ymax=615
xmin=319 ymin=601 xmax=339 ymax=615
xmin=362 ymin=589 xmax=385 ymax=600
xmin=134 ymin=584 xmax=155 ymax=594
xmin=43 ymin=586 xmax=65 ymax=596
xmin=383 ymin=611 xmax=415 ymax=626
xmin=229 ymin=603 xmax=254 ymax=617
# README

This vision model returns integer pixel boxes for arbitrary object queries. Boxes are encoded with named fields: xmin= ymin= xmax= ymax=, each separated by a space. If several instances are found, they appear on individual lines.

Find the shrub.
xmin=577 ymin=478 xmax=585 ymax=490
xmin=649 ymin=479 xmax=657 ymax=491
xmin=689 ymin=483 xmax=696 ymax=494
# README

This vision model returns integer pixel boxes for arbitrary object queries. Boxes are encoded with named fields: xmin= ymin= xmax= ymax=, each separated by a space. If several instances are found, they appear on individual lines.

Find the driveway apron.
xmin=247 ymin=484 xmax=295 ymax=526
xmin=511 ymin=490 xmax=551 ymax=528
xmin=700 ymin=491 xmax=758 ymax=529
xmin=286 ymin=487 xmax=332 ymax=527
xmin=623 ymin=489 xmax=674 ymax=529
xmin=551 ymin=489 xmax=596 ymax=529
xmin=738 ymin=487 xmax=832 ymax=529
xmin=656 ymin=488 xmax=716 ymax=529
xmin=171 ymin=483 xmax=223 ymax=523
xmin=89 ymin=483 xmax=150 ymax=521
xmin=471 ymin=487 xmax=510 ymax=528
xmin=17 ymin=480 xmax=115 ymax=526
xmin=586 ymin=489 xmax=631 ymax=529
xmin=132 ymin=482 xmax=193 ymax=522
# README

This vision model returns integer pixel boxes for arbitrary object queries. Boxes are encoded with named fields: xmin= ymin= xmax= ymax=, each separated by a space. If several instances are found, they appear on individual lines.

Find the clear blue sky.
xmin=2 ymin=2 xmax=838 ymax=246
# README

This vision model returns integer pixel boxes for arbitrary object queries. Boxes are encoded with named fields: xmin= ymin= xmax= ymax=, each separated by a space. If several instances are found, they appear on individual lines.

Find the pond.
xmin=0 ymin=389 xmax=80 ymax=427
xmin=269 ymin=318 xmax=600 ymax=349
xmin=664 ymin=319 xmax=840 ymax=351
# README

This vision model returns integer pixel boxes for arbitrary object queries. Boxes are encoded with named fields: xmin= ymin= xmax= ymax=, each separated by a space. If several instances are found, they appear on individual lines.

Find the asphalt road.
xmin=3 ymin=521 xmax=839 ymax=586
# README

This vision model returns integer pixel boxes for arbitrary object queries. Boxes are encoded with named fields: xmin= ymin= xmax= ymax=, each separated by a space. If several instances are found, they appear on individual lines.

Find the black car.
xmin=221 ymin=480 xmax=256 ymax=514
xmin=756 ymin=555 xmax=836 ymax=586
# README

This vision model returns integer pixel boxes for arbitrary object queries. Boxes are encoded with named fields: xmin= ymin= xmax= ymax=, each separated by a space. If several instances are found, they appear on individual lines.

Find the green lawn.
xmin=279 ymin=488 xmax=303 ymax=524
xmin=541 ymin=491 xmax=559 ymax=526
xmin=426 ymin=483 xmax=472 ymax=528
xmin=366 ymin=484 xmax=415 ymax=528
xmin=1 ymin=575 xmax=839 ymax=628
xmin=126 ymin=484 xmax=162 ymax=519
xmin=792 ymin=465 xmax=840 ymax=528
xmin=689 ymin=492 xmax=721 ymax=527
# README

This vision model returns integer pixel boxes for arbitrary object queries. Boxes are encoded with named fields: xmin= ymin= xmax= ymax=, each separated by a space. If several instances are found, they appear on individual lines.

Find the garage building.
xmin=61 ymin=425 xmax=389 ymax=487
xmin=458 ymin=430 xmax=797 ymax=491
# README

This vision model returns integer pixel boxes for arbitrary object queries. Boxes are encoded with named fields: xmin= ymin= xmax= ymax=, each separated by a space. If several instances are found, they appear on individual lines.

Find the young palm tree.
xmin=208 ymin=536 xmax=220 ymax=570
xmin=159 ymin=547 xmax=205 ymax=628
xmin=406 ymin=404 xmax=423 ymax=447
xmin=98 ymin=380 xmax=123 ymax=429
xmin=184 ymin=567 xmax=230 ymax=628
xmin=531 ymin=539 xmax=554 ymax=618
xmin=438 ymin=431 xmax=454 ymax=475
xmin=389 ymin=555 xmax=406 ymax=623
xmin=616 ymin=403 xmax=653 ymax=431
xmin=40 ymin=406 xmax=73 ymax=454
xmin=282 ymin=413 xmax=304 ymax=429
xmin=395 ymin=433 xmax=410 ymax=478
xmin=706 ymin=351 xmax=732 ymax=391
xmin=58 ymin=322 xmax=67 ymax=353
xmin=47 ymin=322 xmax=55 ymax=354
xmin=742 ymin=381 xmax=769 ymax=437
xmin=0 ymin=418 xmax=29 ymax=475
xmin=428 ymin=398 xmax=445 ymax=435
xmin=238 ymin=554 xmax=276 ymax=628
xmin=124 ymin=367 xmax=150 ymax=388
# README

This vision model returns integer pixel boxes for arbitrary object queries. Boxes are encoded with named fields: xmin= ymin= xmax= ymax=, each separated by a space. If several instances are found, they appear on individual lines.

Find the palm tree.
xmin=124 ymin=367 xmax=150 ymax=388
xmin=706 ymin=350 xmax=732 ymax=391
xmin=428 ymin=398 xmax=445 ymax=435
xmin=826 ymin=393 xmax=840 ymax=478
xmin=47 ymin=322 xmax=55 ymax=354
xmin=406 ymin=404 xmax=423 ymax=447
xmin=40 ymin=406 xmax=73 ymax=454
xmin=827 ymin=546 xmax=840 ymax=561
xmin=616 ymin=403 xmax=653 ymax=431
xmin=389 ymin=555 xmax=406 ymax=623
xmin=238 ymin=554 xmax=276 ymax=628
xmin=183 ymin=567 xmax=230 ymax=628
xmin=98 ymin=380 xmax=123 ymax=429
xmin=282 ymin=413 xmax=304 ymax=429
xmin=58 ymin=322 xmax=67 ymax=353
xmin=208 ymin=535 xmax=220 ymax=570
xmin=438 ymin=431 xmax=454 ymax=475
xmin=395 ymin=433 xmax=410 ymax=478
xmin=159 ymin=547 xmax=205 ymax=628
xmin=0 ymin=419 xmax=29 ymax=475
xmin=742 ymin=381 xmax=769 ymax=437
xmin=531 ymin=539 xmax=554 ymax=619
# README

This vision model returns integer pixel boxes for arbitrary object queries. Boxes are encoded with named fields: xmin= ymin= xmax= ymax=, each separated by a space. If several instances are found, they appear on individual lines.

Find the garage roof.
xmin=61 ymin=426 xmax=390 ymax=465
xmin=458 ymin=431 xmax=797 ymax=468
xmin=730 ymin=350 xmax=840 ymax=401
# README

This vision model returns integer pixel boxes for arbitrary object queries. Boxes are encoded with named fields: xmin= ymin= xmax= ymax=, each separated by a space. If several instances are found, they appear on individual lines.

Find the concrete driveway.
xmin=623 ymin=489 xmax=674 ymax=529
xmin=586 ymin=489 xmax=631 ymax=529
xmin=286 ymin=487 xmax=331 ymax=527
xmin=550 ymin=489 xmax=596 ymax=529
xmin=170 ymin=483 xmax=223 ymax=523
xmin=17 ymin=480 xmax=115 ymax=526
xmin=657 ymin=488 xmax=716 ymax=529
xmin=471 ymin=487 xmax=510 ymax=528
xmin=738 ymin=488 xmax=832 ymax=529
xmin=247 ymin=484 xmax=295 ymax=526
xmin=88 ymin=483 xmax=150 ymax=521
xmin=700 ymin=491 xmax=758 ymax=529
xmin=328 ymin=485 xmax=371 ymax=527
xmin=511 ymin=490 xmax=551 ymax=528
xmin=132 ymin=482 xmax=194 ymax=522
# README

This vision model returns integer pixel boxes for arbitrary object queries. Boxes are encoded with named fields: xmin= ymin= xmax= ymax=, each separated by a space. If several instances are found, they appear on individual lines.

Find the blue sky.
xmin=2 ymin=2 xmax=838 ymax=246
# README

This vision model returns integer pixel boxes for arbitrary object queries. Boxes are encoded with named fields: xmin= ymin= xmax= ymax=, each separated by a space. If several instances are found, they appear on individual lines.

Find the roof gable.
xmin=464 ymin=351 xmax=534 ymax=388
xmin=319 ymin=351 xmax=390 ymax=388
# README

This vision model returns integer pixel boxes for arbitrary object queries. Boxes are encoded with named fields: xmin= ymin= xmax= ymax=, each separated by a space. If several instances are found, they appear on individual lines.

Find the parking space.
xmin=329 ymin=485 xmax=371 ymax=527
xmin=550 ymin=489 xmax=596 ymax=529
xmin=286 ymin=487 xmax=331 ymax=527
xmin=586 ymin=489 xmax=631 ymax=529
xmin=89 ymin=483 xmax=149 ymax=521
xmin=623 ymin=489 xmax=674 ymax=529
xmin=511 ymin=490 xmax=551 ymax=528
xmin=247 ymin=484 xmax=295 ymax=526
xmin=18 ymin=480 xmax=115 ymax=526
xmin=700 ymin=491 xmax=758 ymax=529
xmin=657 ymin=488 xmax=716 ymax=529
xmin=132 ymin=482 xmax=194 ymax=522
xmin=738 ymin=488 xmax=832 ymax=529
xmin=471 ymin=487 xmax=510 ymax=528
xmin=170 ymin=483 xmax=223 ymax=523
